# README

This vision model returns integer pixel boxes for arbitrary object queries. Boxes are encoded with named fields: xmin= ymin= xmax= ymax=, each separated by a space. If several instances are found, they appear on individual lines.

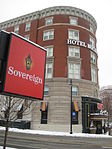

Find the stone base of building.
xmin=31 ymin=123 xmax=82 ymax=133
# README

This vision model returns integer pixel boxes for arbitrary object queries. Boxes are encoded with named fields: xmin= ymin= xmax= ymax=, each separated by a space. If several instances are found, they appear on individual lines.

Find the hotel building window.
xmin=72 ymin=111 xmax=78 ymax=124
xmin=72 ymin=86 xmax=78 ymax=96
xmin=44 ymin=86 xmax=49 ymax=96
xmin=43 ymin=30 xmax=54 ymax=41
xmin=25 ymin=22 xmax=31 ymax=31
xmin=90 ymin=25 xmax=94 ymax=33
xmin=45 ymin=46 xmax=53 ymax=57
xmin=90 ymin=35 xmax=95 ymax=48
xmin=46 ymin=63 xmax=53 ymax=78
xmin=69 ymin=17 xmax=78 ymax=25
xmin=68 ymin=29 xmax=79 ymax=40
xmin=40 ymin=102 xmax=48 ymax=124
xmin=41 ymin=111 xmax=48 ymax=124
xmin=17 ymin=105 xmax=23 ymax=119
xmin=68 ymin=63 xmax=80 ymax=79
xmin=91 ymin=51 xmax=96 ymax=64
xmin=72 ymin=101 xmax=79 ymax=124
xmin=45 ymin=17 xmax=53 ymax=25
xmin=14 ymin=25 xmax=19 ymax=34
xmin=68 ymin=46 xmax=80 ymax=58
xmin=91 ymin=67 xmax=97 ymax=83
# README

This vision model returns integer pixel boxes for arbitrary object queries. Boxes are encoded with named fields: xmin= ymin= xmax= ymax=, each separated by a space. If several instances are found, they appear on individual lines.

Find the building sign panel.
xmin=67 ymin=39 xmax=96 ymax=51
xmin=3 ymin=33 xmax=46 ymax=100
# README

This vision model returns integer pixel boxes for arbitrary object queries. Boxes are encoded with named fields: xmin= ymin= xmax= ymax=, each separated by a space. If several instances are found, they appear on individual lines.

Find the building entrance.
xmin=82 ymin=96 xmax=107 ymax=134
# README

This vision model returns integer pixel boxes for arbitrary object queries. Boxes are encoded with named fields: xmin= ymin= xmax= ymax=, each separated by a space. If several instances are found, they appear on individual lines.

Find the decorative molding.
xmin=0 ymin=6 xmax=97 ymax=31
xmin=37 ymin=22 xmax=96 ymax=36
xmin=0 ymin=11 xmax=40 ymax=29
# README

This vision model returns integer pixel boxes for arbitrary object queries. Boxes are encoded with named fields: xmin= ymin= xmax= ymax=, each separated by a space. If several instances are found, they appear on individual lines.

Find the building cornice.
xmin=0 ymin=6 xmax=97 ymax=31
xmin=39 ymin=6 xmax=97 ymax=29
xmin=0 ymin=11 xmax=40 ymax=29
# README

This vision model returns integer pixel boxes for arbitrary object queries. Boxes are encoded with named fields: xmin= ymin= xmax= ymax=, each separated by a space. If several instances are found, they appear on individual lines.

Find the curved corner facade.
xmin=0 ymin=6 xmax=99 ymax=132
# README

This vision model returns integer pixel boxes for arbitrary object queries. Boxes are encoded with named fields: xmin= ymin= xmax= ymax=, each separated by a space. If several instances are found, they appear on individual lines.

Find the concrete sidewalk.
xmin=0 ymin=129 xmax=112 ymax=147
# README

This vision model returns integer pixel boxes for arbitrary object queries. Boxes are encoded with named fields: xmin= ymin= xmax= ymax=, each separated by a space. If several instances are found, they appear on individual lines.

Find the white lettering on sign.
xmin=67 ymin=39 xmax=96 ymax=51
xmin=8 ymin=66 xmax=42 ymax=85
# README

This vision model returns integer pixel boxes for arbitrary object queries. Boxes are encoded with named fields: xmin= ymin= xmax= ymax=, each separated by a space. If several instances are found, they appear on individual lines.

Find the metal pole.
xmin=70 ymin=79 xmax=72 ymax=134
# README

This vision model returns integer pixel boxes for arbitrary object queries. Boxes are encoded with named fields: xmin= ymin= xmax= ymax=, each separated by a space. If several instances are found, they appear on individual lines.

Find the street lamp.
xmin=70 ymin=79 xmax=72 ymax=134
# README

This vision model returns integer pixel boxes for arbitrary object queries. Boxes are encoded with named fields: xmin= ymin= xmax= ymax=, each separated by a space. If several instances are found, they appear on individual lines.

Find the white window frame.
xmin=46 ymin=63 xmax=53 ymax=78
xmin=44 ymin=46 xmax=53 ymax=57
xmin=45 ymin=17 xmax=53 ymax=26
xmin=91 ymin=51 xmax=96 ymax=64
xmin=90 ymin=25 xmax=94 ymax=33
xmin=14 ymin=25 xmax=19 ymax=34
xmin=43 ymin=29 xmax=54 ymax=41
xmin=69 ymin=17 xmax=78 ymax=25
xmin=68 ymin=29 xmax=79 ymax=40
xmin=72 ymin=86 xmax=78 ymax=96
xmin=91 ymin=67 xmax=97 ymax=83
xmin=68 ymin=63 xmax=80 ymax=79
xmin=90 ymin=35 xmax=95 ymax=48
xmin=68 ymin=46 xmax=80 ymax=58
xmin=25 ymin=22 xmax=31 ymax=31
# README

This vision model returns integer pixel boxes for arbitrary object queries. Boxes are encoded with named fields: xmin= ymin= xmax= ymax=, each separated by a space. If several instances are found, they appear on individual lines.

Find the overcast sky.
xmin=0 ymin=0 xmax=112 ymax=88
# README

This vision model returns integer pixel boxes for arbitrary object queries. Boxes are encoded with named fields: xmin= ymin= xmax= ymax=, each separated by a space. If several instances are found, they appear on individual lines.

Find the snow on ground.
xmin=0 ymin=147 xmax=17 ymax=149
xmin=0 ymin=126 xmax=112 ymax=138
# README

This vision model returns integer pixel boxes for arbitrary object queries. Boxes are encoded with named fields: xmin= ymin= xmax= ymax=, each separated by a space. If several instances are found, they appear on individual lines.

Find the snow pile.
xmin=0 ymin=147 xmax=16 ymax=149
xmin=0 ymin=126 xmax=112 ymax=138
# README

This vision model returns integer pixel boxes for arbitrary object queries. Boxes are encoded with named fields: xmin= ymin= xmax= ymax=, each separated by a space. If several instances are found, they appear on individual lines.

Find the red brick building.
xmin=0 ymin=6 xmax=99 ymax=132
xmin=100 ymin=86 xmax=112 ymax=123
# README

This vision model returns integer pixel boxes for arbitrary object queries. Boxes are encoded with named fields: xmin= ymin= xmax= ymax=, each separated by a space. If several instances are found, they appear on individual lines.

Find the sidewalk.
xmin=0 ymin=126 xmax=112 ymax=138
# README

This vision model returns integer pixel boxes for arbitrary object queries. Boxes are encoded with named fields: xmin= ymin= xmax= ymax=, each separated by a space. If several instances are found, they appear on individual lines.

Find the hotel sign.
xmin=67 ymin=39 xmax=96 ymax=51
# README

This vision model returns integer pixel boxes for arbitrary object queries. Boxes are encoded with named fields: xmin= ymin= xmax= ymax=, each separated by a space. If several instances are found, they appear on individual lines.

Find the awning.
xmin=72 ymin=101 xmax=80 ymax=112
xmin=40 ymin=101 xmax=48 ymax=111
xmin=90 ymin=113 xmax=108 ymax=120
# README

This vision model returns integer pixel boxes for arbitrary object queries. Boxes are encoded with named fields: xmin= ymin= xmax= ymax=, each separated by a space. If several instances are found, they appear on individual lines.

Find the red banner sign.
xmin=3 ymin=33 xmax=46 ymax=100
